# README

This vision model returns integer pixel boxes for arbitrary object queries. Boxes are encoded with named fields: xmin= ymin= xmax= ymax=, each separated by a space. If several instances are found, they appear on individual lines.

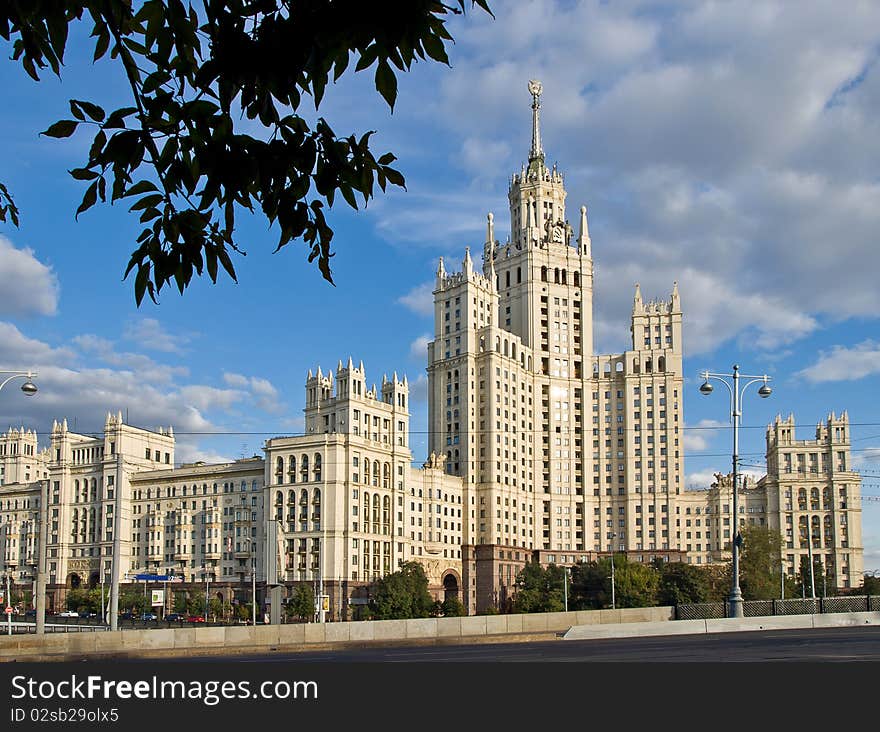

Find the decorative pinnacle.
xmin=528 ymin=79 xmax=543 ymax=161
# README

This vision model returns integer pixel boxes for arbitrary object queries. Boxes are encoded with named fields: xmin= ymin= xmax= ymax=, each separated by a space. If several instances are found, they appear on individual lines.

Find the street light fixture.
xmin=698 ymin=364 xmax=772 ymax=618
xmin=0 ymin=370 xmax=39 ymax=396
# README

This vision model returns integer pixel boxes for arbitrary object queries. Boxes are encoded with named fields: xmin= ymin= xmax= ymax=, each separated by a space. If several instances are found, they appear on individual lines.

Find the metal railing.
xmin=675 ymin=594 xmax=880 ymax=620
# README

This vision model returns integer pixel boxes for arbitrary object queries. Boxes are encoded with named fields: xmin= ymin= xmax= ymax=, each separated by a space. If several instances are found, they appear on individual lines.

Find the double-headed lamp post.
xmin=699 ymin=365 xmax=772 ymax=618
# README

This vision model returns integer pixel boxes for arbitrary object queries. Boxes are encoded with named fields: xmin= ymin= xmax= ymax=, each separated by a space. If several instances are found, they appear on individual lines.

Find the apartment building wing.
xmin=128 ymin=457 xmax=265 ymax=593
xmin=763 ymin=412 xmax=863 ymax=589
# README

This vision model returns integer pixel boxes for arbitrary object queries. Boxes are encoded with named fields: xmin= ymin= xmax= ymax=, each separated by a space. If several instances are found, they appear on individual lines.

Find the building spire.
xmin=528 ymin=79 xmax=544 ymax=162
xmin=578 ymin=205 xmax=591 ymax=257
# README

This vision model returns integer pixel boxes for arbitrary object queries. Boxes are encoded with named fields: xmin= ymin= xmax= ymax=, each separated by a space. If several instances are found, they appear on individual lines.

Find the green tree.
xmin=186 ymin=590 xmax=206 ymax=616
xmin=65 ymin=588 xmax=91 ymax=612
xmin=862 ymin=575 xmax=880 ymax=595
xmin=612 ymin=557 xmax=659 ymax=608
xmin=172 ymin=591 xmax=188 ymax=614
xmin=702 ymin=563 xmax=732 ymax=603
xmin=512 ymin=562 xmax=566 ymax=614
xmin=795 ymin=555 xmax=832 ymax=598
xmin=568 ymin=560 xmax=610 ymax=610
xmin=119 ymin=587 xmax=147 ymax=614
xmin=208 ymin=597 xmax=229 ymax=622
xmin=441 ymin=595 xmax=466 ymax=617
xmin=739 ymin=525 xmax=786 ymax=600
xmin=0 ymin=1 xmax=492 ymax=304
xmin=369 ymin=561 xmax=435 ymax=619
xmin=287 ymin=584 xmax=315 ymax=622
xmin=656 ymin=562 xmax=711 ymax=606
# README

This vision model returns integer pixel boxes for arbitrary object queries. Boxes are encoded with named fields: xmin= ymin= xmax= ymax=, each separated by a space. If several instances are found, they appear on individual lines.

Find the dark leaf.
xmin=422 ymin=33 xmax=449 ymax=65
xmin=42 ymin=120 xmax=79 ymax=138
xmin=69 ymin=168 xmax=99 ymax=181
xmin=73 ymin=99 xmax=105 ymax=122
xmin=375 ymin=61 xmax=397 ymax=110
xmin=384 ymin=168 xmax=406 ymax=188
xmin=125 ymin=181 xmax=159 ymax=197
xmin=93 ymin=28 xmax=110 ymax=61
xmin=75 ymin=181 xmax=98 ymax=219
xmin=130 ymin=193 xmax=165 ymax=211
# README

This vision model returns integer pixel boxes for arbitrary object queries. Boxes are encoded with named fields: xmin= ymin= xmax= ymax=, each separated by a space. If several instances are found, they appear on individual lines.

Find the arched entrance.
xmin=88 ymin=571 xmax=99 ymax=589
xmin=442 ymin=572 xmax=459 ymax=602
xmin=68 ymin=573 xmax=81 ymax=590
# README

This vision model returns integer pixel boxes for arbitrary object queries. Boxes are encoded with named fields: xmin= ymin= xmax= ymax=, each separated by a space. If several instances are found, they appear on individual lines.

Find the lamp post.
xmin=204 ymin=568 xmax=210 ymax=622
xmin=699 ymin=365 xmax=772 ymax=618
xmin=609 ymin=532 xmax=617 ymax=610
xmin=563 ymin=566 xmax=569 ymax=612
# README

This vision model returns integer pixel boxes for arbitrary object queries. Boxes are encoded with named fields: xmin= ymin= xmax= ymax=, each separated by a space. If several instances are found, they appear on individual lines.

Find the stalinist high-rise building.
xmin=428 ymin=81 xmax=685 ymax=612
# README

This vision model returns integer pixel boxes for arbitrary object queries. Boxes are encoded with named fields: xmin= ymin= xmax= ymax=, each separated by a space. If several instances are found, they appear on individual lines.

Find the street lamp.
xmin=609 ymin=532 xmax=617 ymax=611
xmin=699 ymin=364 xmax=772 ymax=618
xmin=0 ymin=370 xmax=38 ymax=396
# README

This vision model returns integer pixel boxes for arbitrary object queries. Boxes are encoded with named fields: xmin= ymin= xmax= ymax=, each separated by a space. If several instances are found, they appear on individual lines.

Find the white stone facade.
xmin=0 ymin=81 xmax=865 ymax=616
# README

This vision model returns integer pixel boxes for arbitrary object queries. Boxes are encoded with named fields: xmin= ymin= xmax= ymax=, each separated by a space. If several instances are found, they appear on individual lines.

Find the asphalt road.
xmin=218 ymin=626 xmax=880 ymax=662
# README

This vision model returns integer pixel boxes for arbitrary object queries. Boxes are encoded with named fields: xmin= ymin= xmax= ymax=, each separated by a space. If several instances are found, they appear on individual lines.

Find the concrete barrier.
xmin=0 ymin=604 xmax=686 ymax=660
xmin=564 ymin=618 xmax=708 ymax=640
xmin=562 ymin=610 xmax=880 ymax=642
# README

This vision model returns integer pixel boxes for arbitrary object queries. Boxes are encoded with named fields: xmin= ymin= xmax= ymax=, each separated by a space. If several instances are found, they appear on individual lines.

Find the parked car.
xmin=165 ymin=613 xmax=186 ymax=622
xmin=24 ymin=609 xmax=36 ymax=618
xmin=119 ymin=611 xmax=135 ymax=620
xmin=58 ymin=610 xmax=79 ymax=618
xmin=185 ymin=615 xmax=206 ymax=623
xmin=79 ymin=610 xmax=97 ymax=618
xmin=140 ymin=612 xmax=158 ymax=621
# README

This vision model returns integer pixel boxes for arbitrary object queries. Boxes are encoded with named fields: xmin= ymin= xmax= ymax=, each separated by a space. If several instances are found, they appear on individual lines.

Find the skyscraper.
xmin=428 ymin=81 xmax=684 ymax=611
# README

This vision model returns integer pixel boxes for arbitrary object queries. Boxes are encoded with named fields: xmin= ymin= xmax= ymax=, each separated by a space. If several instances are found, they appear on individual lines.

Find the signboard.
xmin=132 ymin=574 xmax=183 ymax=582
xmin=4 ymin=606 xmax=12 ymax=615
xmin=321 ymin=595 xmax=329 ymax=612
xmin=151 ymin=590 xmax=164 ymax=608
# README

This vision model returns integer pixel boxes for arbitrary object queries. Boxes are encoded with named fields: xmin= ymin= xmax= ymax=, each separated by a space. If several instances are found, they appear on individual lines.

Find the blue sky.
xmin=1 ymin=1 xmax=879 ymax=569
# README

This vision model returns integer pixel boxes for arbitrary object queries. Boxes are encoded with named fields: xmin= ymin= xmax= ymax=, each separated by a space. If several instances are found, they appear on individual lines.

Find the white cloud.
xmin=222 ymin=372 xmax=283 ymax=414
xmin=409 ymin=335 xmax=431 ymax=361
xmin=683 ymin=470 xmax=719 ymax=491
xmin=682 ymin=419 xmax=727 ymax=452
xmin=175 ymin=445 xmax=235 ymax=466
xmin=179 ymin=385 xmax=245 ymax=412
xmin=123 ymin=318 xmax=191 ymax=353
xmin=0 ymin=236 xmax=59 ymax=317
xmin=797 ymin=340 xmax=880 ymax=383
xmin=72 ymin=333 xmax=189 ymax=384
xmin=0 ymin=322 xmax=74 ymax=367
xmin=397 ymin=282 xmax=435 ymax=317
xmin=852 ymin=446 xmax=880 ymax=469
xmin=409 ymin=373 xmax=428 ymax=405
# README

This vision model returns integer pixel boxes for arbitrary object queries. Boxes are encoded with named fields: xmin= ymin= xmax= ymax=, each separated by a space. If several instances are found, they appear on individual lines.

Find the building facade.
xmin=427 ymin=81 xmax=685 ymax=611
xmin=264 ymin=359 xmax=462 ymax=620
xmin=0 ymin=81 xmax=865 ymax=616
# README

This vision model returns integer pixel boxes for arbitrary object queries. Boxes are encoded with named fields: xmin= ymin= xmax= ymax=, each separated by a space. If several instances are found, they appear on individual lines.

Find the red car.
xmin=186 ymin=615 xmax=206 ymax=623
